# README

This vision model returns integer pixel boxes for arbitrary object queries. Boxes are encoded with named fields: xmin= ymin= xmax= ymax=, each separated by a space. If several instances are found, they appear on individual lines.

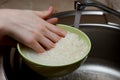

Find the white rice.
xmin=23 ymin=32 xmax=88 ymax=66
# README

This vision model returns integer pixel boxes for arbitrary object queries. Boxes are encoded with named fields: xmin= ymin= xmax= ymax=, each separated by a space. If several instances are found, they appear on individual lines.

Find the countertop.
xmin=0 ymin=0 xmax=118 ymax=13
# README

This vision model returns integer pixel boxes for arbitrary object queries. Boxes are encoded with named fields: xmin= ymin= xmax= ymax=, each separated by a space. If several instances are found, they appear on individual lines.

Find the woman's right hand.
xmin=0 ymin=6 xmax=66 ymax=53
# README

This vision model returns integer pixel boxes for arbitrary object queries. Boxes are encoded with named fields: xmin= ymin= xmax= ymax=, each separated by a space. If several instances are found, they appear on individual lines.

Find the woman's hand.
xmin=0 ymin=6 xmax=66 ymax=53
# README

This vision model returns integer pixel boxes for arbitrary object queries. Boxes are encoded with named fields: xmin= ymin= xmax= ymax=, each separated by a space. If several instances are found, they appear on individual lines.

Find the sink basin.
xmin=3 ymin=11 xmax=120 ymax=80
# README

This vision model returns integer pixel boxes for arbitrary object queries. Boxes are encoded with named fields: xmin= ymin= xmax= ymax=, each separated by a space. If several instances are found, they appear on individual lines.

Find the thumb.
xmin=34 ymin=6 xmax=54 ymax=19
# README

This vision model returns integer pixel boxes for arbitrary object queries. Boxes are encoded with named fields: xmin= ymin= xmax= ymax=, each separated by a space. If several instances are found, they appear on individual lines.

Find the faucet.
xmin=74 ymin=0 xmax=120 ymax=18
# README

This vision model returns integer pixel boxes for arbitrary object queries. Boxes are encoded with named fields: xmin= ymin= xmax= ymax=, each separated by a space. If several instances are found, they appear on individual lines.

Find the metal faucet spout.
xmin=74 ymin=0 xmax=120 ymax=18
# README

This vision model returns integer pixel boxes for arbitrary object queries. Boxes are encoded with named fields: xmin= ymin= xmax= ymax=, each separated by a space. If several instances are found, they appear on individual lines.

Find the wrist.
xmin=0 ymin=9 xmax=9 ymax=36
xmin=0 ymin=18 xmax=8 ymax=36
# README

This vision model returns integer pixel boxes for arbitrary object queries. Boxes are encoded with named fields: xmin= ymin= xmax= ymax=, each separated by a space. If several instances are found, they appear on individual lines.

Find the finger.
xmin=46 ymin=17 xmax=58 ymax=24
xmin=34 ymin=6 xmax=54 ymax=19
xmin=9 ymin=27 xmax=45 ymax=53
xmin=38 ymin=35 xmax=55 ymax=50
xmin=43 ymin=29 xmax=61 ymax=43
xmin=26 ymin=40 xmax=45 ymax=53
xmin=46 ymin=23 xmax=67 ymax=37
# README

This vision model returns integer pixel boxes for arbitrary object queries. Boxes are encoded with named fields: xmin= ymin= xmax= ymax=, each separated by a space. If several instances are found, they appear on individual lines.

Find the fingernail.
xmin=51 ymin=43 xmax=55 ymax=48
xmin=61 ymin=31 xmax=67 ymax=37
xmin=38 ymin=48 xmax=45 ymax=53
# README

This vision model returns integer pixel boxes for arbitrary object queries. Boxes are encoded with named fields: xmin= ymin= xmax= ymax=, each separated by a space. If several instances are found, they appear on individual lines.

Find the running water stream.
xmin=74 ymin=10 xmax=82 ymax=29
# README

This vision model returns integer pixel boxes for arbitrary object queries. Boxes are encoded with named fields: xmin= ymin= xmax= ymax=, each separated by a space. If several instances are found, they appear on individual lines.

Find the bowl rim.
xmin=17 ymin=24 xmax=91 ymax=67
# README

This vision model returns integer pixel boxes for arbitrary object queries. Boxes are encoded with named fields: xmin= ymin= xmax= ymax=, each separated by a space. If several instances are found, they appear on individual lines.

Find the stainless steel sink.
xmin=2 ymin=11 xmax=120 ymax=80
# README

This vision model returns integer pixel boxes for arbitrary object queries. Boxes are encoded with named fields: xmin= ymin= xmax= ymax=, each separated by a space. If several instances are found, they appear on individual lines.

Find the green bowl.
xmin=17 ymin=24 xmax=91 ymax=77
